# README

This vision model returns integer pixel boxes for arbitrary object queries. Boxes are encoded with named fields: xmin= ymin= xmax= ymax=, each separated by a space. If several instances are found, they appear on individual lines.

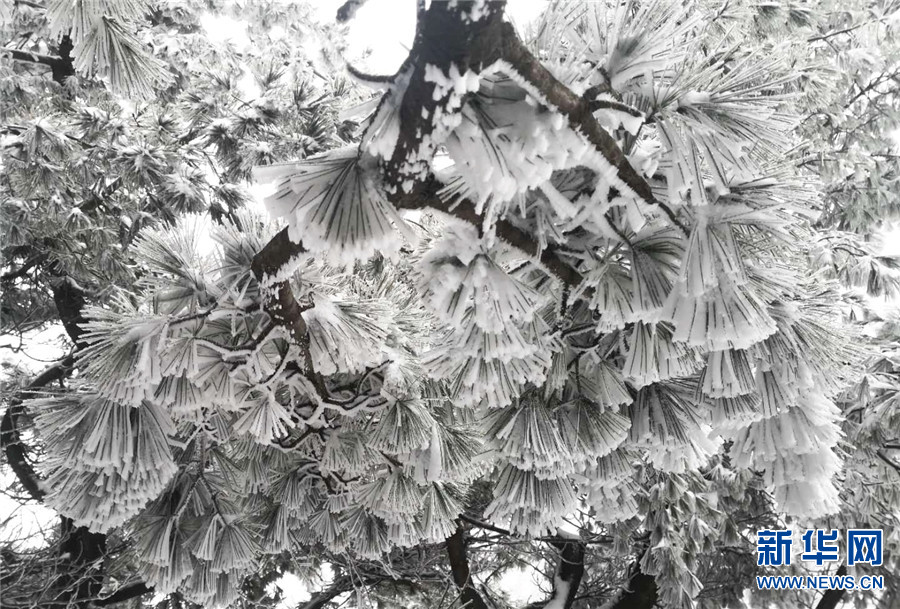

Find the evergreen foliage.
xmin=1 ymin=1 xmax=899 ymax=608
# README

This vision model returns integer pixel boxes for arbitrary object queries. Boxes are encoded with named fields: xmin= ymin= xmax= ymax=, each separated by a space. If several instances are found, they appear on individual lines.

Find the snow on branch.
xmin=392 ymin=176 xmax=584 ymax=288
xmin=490 ymin=24 xmax=686 ymax=233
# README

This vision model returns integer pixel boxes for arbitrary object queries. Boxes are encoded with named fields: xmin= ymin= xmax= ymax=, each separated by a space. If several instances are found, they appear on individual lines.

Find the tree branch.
xmin=587 ymin=98 xmax=643 ymax=118
xmin=1 ymin=35 xmax=74 ymax=85
xmin=1 ymin=253 xmax=47 ymax=282
xmin=446 ymin=523 xmax=490 ymax=609
xmin=298 ymin=578 xmax=352 ymax=609
xmin=250 ymin=228 xmax=310 ymax=345
xmin=493 ymin=23 xmax=686 ymax=233
xmin=381 ymin=0 xmax=507 ymax=189
xmin=93 ymin=582 xmax=153 ymax=606
xmin=459 ymin=514 xmax=512 ymax=536
xmin=1 ymin=350 xmax=114 ymax=609
xmin=1 ymin=355 xmax=76 ymax=502
xmin=49 ymin=276 xmax=88 ymax=348
xmin=876 ymin=450 xmax=900 ymax=476
xmin=1 ymin=47 xmax=59 ymax=68
xmin=392 ymin=176 xmax=584 ymax=288
xmin=460 ymin=516 xmax=592 ymax=609
xmin=807 ymin=17 xmax=888 ymax=43
xmin=250 ymin=230 xmax=387 ymax=413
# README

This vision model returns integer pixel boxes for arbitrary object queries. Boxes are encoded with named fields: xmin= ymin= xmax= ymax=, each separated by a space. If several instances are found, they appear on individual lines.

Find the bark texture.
xmin=608 ymin=561 xmax=659 ymax=609
xmin=446 ymin=524 xmax=490 ymax=609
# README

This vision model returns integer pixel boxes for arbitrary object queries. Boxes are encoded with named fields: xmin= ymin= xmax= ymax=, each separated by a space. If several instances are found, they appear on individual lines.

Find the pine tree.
xmin=3 ymin=1 xmax=899 ymax=609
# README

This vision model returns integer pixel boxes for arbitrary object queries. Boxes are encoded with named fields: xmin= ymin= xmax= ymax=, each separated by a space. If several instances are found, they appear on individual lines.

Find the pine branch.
xmin=250 ymin=230 xmax=389 ymax=415
xmin=328 ymin=362 xmax=390 ymax=405
xmin=93 ymin=582 xmax=153 ymax=606
xmin=605 ymin=212 xmax=634 ymax=248
xmin=807 ymin=17 xmax=889 ymax=43
xmin=493 ymin=23 xmax=686 ymax=234
xmin=381 ymin=0 xmax=507 ymax=190
xmin=545 ymin=536 xmax=586 ymax=609
xmin=2 ymin=242 xmax=102 ymax=609
xmin=445 ymin=523 xmax=490 ymax=609
xmin=368 ymin=0 xmax=668 ymax=295
xmin=1 ymin=35 xmax=75 ymax=85
xmin=459 ymin=514 xmax=511 ymax=536
xmin=587 ymin=99 xmax=643 ymax=118
xmin=582 ymin=81 xmax=620 ymax=102
xmin=876 ymin=450 xmax=900 ymax=476
xmin=298 ymin=576 xmax=355 ymax=609
xmin=460 ymin=516 xmax=590 ymax=609
xmin=392 ymin=176 xmax=585 ymax=289
xmin=1 ymin=46 xmax=60 ymax=69
xmin=49 ymin=276 xmax=88 ymax=348
xmin=523 ymin=535 xmax=586 ymax=609
xmin=346 ymin=62 xmax=395 ymax=85
xmin=1 ymin=253 xmax=48 ymax=282
xmin=250 ymin=228 xmax=311 ymax=346
xmin=0 ymin=352 xmax=111 ymax=609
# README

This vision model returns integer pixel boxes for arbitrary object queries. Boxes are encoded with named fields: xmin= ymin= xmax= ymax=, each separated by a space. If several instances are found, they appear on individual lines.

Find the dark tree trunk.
xmin=446 ymin=524 xmax=490 ymax=609
xmin=525 ymin=537 xmax=587 ymax=609
xmin=53 ymin=520 xmax=108 ymax=609
xmin=50 ymin=276 xmax=88 ymax=349
xmin=50 ymin=35 xmax=76 ymax=85
xmin=551 ymin=538 xmax=587 ymax=608
xmin=608 ymin=561 xmax=659 ymax=609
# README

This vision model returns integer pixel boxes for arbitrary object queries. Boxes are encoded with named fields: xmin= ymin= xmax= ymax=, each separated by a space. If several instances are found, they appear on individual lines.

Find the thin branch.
xmin=1 ymin=253 xmax=48 ymax=282
xmin=1 ymin=46 xmax=59 ymax=69
xmin=587 ymin=98 xmax=643 ymax=118
xmin=93 ymin=582 xmax=152 ymax=607
xmin=876 ymin=450 xmax=900 ymax=476
xmin=807 ymin=16 xmax=888 ymax=43
xmin=582 ymin=81 xmax=620 ymax=102
xmin=346 ymin=63 xmax=395 ymax=85
xmin=459 ymin=514 xmax=511 ymax=536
